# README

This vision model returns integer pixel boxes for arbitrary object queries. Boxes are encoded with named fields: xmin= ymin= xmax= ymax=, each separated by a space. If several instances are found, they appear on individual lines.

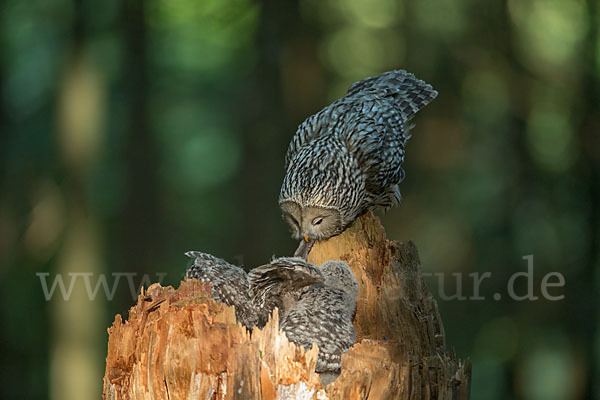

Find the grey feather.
xmin=248 ymin=257 xmax=325 ymax=323
xmin=185 ymin=251 xmax=260 ymax=329
xmin=279 ymin=260 xmax=358 ymax=376
xmin=185 ymin=253 xmax=359 ymax=383
xmin=280 ymin=69 xmax=437 ymax=242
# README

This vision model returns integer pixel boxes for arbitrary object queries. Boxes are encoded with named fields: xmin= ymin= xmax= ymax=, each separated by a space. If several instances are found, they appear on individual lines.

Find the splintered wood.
xmin=103 ymin=212 xmax=471 ymax=399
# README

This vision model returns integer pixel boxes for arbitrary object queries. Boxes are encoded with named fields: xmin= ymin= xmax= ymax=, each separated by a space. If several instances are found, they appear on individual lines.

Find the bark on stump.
xmin=103 ymin=212 xmax=471 ymax=399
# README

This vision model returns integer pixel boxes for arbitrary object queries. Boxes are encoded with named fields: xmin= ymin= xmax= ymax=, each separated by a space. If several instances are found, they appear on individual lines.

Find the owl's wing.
xmin=344 ymin=71 xmax=437 ymax=202
xmin=284 ymin=70 xmax=437 ymax=173
xmin=185 ymin=251 xmax=258 ymax=328
xmin=344 ymin=104 xmax=407 ymax=197
xmin=185 ymin=251 xmax=248 ymax=293
xmin=248 ymin=257 xmax=325 ymax=314
xmin=280 ymin=286 xmax=356 ymax=373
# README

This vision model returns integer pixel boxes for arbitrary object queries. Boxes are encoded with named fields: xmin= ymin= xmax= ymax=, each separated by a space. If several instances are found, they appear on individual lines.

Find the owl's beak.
xmin=304 ymin=235 xmax=309 ymax=243
xmin=294 ymin=237 xmax=315 ymax=260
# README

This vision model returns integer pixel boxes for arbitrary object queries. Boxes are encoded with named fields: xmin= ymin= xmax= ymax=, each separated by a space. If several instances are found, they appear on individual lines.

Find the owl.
xmin=250 ymin=259 xmax=359 ymax=384
xmin=248 ymin=256 xmax=326 ymax=323
xmin=185 ymin=251 xmax=262 ymax=329
xmin=185 ymin=252 xmax=324 ymax=328
xmin=279 ymin=70 xmax=437 ymax=257
xmin=185 ymin=252 xmax=359 ymax=384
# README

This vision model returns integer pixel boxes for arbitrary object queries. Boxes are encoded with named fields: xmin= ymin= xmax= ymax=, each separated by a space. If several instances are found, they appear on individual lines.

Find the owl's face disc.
xmin=281 ymin=201 xmax=342 ymax=241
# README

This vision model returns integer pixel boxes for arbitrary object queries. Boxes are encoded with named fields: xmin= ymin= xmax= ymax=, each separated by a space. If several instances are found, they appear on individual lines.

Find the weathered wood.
xmin=309 ymin=212 xmax=471 ymax=399
xmin=103 ymin=212 xmax=471 ymax=399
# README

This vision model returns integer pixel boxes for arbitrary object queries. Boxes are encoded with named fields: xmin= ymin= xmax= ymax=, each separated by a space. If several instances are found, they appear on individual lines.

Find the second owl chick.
xmin=248 ymin=258 xmax=358 ymax=385
xmin=271 ymin=260 xmax=358 ymax=385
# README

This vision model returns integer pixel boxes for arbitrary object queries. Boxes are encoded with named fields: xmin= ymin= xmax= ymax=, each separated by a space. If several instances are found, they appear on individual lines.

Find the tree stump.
xmin=103 ymin=212 xmax=471 ymax=399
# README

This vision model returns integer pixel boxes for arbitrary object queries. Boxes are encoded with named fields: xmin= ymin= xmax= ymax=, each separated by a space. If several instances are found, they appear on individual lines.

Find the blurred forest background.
xmin=0 ymin=0 xmax=598 ymax=399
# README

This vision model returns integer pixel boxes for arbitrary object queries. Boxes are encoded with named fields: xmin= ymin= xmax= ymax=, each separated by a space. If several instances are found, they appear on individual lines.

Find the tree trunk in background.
xmin=118 ymin=0 xmax=161 ymax=279
xmin=103 ymin=212 xmax=471 ymax=399
xmin=53 ymin=1 xmax=107 ymax=398
xmin=578 ymin=0 xmax=600 ymax=394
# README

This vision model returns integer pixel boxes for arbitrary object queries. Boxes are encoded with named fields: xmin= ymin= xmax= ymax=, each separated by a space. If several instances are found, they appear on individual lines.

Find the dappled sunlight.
xmin=508 ymin=0 xmax=587 ymax=74
xmin=51 ymin=211 xmax=105 ymax=400
xmin=516 ymin=332 xmax=583 ymax=400
xmin=58 ymin=57 xmax=105 ymax=173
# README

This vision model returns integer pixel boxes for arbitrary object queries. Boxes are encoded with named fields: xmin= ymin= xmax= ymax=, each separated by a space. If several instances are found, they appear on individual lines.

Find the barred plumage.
xmin=277 ymin=260 xmax=358 ymax=385
xmin=185 ymin=252 xmax=358 ymax=384
xmin=279 ymin=70 xmax=437 ymax=249
xmin=248 ymin=257 xmax=325 ymax=323
xmin=250 ymin=259 xmax=358 ymax=380
xmin=185 ymin=251 xmax=262 ymax=328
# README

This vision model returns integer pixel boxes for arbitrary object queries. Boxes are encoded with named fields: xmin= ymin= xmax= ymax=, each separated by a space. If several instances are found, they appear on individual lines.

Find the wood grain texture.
xmin=103 ymin=212 xmax=470 ymax=399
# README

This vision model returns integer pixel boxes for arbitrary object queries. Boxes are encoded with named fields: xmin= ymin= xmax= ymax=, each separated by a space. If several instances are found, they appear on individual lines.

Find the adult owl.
xmin=279 ymin=70 xmax=437 ymax=257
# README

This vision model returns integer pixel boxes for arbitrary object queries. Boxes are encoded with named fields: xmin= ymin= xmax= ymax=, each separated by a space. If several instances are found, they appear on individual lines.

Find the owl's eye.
xmin=312 ymin=217 xmax=324 ymax=226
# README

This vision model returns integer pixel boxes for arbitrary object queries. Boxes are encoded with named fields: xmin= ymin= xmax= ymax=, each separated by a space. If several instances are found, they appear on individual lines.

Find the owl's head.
xmin=280 ymin=201 xmax=342 ymax=241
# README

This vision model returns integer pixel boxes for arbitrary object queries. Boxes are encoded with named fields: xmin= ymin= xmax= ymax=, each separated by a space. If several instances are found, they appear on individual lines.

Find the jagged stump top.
xmin=103 ymin=212 xmax=471 ymax=400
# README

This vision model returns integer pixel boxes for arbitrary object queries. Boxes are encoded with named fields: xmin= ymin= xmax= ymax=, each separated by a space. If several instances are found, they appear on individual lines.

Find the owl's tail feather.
xmin=346 ymin=69 xmax=438 ymax=123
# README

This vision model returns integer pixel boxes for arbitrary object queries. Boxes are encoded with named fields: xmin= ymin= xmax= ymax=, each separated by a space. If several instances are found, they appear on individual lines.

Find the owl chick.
xmin=250 ymin=259 xmax=359 ymax=385
xmin=185 ymin=251 xmax=262 ymax=329
xmin=185 ymin=252 xmax=359 ymax=384
xmin=184 ymin=253 xmax=330 ymax=329
xmin=248 ymin=257 xmax=326 ymax=323
xmin=279 ymin=70 xmax=437 ymax=257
